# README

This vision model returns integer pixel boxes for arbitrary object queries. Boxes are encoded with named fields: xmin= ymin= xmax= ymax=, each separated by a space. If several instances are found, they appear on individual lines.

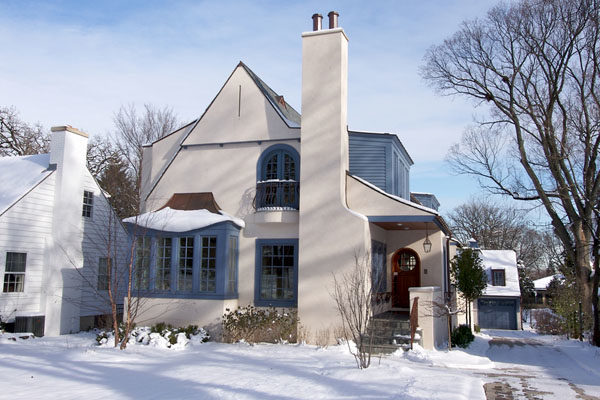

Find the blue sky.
xmin=0 ymin=0 xmax=506 ymax=214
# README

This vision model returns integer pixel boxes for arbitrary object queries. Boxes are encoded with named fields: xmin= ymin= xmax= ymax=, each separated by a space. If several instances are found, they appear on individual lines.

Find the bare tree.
xmin=112 ymin=103 xmax=178 ymax=187
xmin=430 ymin=292 xmax=465 ymax=350
xmin=422 ymin=0 xmax=600 ymax=345
xmin=447 ymin=198 xmax=550 ymax=276
xmin=0 ymin=106 xmax=49 ymax=156
xmin=86 ymin=135 xmax=122 ymax=179
xmin=331 ymin=253 xmax=377 ymax=369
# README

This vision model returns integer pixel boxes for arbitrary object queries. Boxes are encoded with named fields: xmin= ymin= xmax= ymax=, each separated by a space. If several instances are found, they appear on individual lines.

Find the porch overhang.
xmin=367 ymin=215 xmax=451 ymax=235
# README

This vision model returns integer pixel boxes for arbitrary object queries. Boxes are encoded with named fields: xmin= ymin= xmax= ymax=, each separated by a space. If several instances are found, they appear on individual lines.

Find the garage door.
xmin=478 ymin=298 xmax=518 ymax=330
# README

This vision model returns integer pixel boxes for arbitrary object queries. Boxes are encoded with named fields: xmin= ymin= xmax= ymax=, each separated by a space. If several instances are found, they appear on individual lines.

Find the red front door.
xmin=391 ymin=249 xmax=420 ymax=308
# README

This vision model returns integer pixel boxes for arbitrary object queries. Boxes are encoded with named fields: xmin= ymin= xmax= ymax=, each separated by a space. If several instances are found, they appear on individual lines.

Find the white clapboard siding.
xmin=0 ymin=173 xmax=56 ymax=318
xmin=79 ymin=171 xmax=130 ymax=317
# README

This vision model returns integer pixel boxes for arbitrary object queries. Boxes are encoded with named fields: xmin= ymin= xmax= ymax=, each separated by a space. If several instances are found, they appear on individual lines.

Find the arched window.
xmin=256 ymin=145 xmax=299 ymax=209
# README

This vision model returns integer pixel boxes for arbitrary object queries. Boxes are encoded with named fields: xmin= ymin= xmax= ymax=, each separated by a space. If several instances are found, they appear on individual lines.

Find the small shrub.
xmin=473 ymin=324 xmax=481 ymax=333
xmin=222 ymin=305 xmax=298 ymax=344
xmin=531 ymin=309 xmax=565 ymax=335
xmin=451 ymin=325 xmax=474 ymax=348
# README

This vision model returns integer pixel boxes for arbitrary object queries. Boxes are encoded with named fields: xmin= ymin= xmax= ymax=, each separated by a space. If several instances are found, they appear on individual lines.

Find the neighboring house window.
xmin=82 ymin=190 xmax=94 ymax=218
xmin=256 ymin=145 xmax=300 ymax=209
xmin=255 ymin=239 xmax=298 ymax=307
xmin=178 ymin=237 xmax=194 ymax=291
xmin=492 ymin=269 xmax=506 ymax=286
xmin=97 ymin=257 xmax=110 ymax=290
xmin=371 ymin=240 xmax=387 ymax=292
xmin=199 ymin=236 xmax=217 ymax=292
xmin=227 ymin=236 xmax=238 ymax=295
xmin=135 ymin=237 xmax=151 ymax=290
xmin=3 ymin=252 xmax=26 ymax=293
xmin=156 ymin=237 xmax=172 ymax=291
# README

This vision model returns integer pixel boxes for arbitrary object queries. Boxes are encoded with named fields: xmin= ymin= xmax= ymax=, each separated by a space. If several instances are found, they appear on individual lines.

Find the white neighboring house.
xmin=474 ymin=249 xmax=522 ymax=330
xmin=0 ymin=126 xmax=128 ymax=336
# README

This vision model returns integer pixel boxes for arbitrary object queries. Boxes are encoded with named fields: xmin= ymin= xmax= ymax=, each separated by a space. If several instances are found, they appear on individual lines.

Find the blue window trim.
xmin=254 ymin=238 xmax=298 ymax=307
xmin=227 ymin=235 xmax=239 ymax=296
xmin=371 ymin=240 xmax=387 ymax=292
xmin=125 ymin=221 xmax=240 ymax=300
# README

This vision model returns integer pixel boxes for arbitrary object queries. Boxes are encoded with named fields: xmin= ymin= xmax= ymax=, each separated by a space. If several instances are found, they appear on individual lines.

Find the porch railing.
xmin=410 ymin=296 xmax=419 ymax=350
xmin=254 ymin=180 xmax=299 ymax=210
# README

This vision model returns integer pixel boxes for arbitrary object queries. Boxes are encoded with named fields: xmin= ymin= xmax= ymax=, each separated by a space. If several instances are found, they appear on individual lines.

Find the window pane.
xmin=97 ymin=257 xmax=110 ymax=290
xmin=259 ymin=244 xmax=295 ymax=301
xmin=82 ymin=191 xmax=94 ymax=217
xmin=199 ymin=236 xmax=217 ymax=292
xmin=283 ymin=154 xmax=295 ymax=180
xmin=264 ymin=153 xmax=279 ymax=180
xmin=135 ymin=237 xmax=151 ymax=290
xmin=6 ymin=252 xmax=26 ymax=272
xmin=156 ymin=237 xmax=172 ymax=291
xmin=178 ymin=237 xmax=194 ymax=291
xmin=227 ymin=236 xmax=238 ymax=294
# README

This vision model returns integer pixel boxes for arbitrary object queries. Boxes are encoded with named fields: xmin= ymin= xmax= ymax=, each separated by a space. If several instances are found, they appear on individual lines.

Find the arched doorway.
xmin=391 ymin=248 xmax=420 ymax=308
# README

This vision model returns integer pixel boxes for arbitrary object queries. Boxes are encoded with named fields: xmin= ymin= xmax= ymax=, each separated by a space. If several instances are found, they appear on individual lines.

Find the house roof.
xmin=480 ymin=250 xmax=521 ymax=297
xmin=533 ymin=274 xmax=563 ymax=290
xmin=0 ymin=153 xmax=53 ymax=216
xmin=123 ymin=207 xmax=245 ymax=232
xmin=239 ymin=62 xmax=301 ymax=128
xmin=159 ymin=193 xmax=221 ymax=213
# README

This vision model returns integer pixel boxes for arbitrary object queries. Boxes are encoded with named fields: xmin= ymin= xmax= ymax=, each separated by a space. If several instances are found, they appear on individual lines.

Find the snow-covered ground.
xmin=1 ymin=327 xmax=599 ymax=400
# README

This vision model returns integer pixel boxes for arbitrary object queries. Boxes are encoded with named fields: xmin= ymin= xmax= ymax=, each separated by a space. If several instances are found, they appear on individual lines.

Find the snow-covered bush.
xmin=96 ymin=323 xmax=209 ymax=349
xmin=222 ymin=305 xmax=298 ymax=344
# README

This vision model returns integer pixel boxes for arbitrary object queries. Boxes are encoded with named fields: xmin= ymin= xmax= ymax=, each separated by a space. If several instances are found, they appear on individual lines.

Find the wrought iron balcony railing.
xmin=254 ymin=180 xmax=299 ymax=210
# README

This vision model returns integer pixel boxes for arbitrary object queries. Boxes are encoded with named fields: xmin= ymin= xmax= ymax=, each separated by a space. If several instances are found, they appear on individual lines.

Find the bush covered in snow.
xmin=222 ymin=305 xmax=298 ymax=344
xmin=96 ymin=323 xmax=209 ymax=349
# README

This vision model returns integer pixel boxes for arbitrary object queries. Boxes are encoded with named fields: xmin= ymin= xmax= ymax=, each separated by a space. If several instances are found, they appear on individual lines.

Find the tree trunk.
xmin=593 ymin=230 xmax=600 ymax=346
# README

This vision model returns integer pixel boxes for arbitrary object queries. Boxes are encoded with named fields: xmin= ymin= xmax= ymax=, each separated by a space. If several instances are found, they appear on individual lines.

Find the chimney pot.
xmin=328 ymin=11 xmax=339 ymax=29
xmin=312 ymin=13 xmax=322 ymax=31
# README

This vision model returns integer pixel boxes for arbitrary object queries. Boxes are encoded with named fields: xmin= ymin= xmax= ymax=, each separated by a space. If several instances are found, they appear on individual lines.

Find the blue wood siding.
xmin=349 ymin=132 xmax=412 ymax=199
xmin=349 ymin=136 xmax=387 ymax=190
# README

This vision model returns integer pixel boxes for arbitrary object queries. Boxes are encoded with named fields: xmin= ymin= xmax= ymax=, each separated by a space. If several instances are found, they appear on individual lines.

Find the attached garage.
xmin=478 ymin=297 xmax=519 ymax=330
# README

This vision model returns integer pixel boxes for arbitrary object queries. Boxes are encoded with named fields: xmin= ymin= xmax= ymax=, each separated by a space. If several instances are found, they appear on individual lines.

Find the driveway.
xmin=478 ymin=329 xmax=600 ymax=400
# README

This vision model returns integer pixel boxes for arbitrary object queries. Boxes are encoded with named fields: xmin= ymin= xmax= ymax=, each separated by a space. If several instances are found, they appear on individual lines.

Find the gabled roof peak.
xmin=237 ymin=61 xmax=301 ymax=128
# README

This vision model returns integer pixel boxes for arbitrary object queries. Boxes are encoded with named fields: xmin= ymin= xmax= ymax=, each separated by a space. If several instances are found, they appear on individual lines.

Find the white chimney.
xmin=43 ymin=125 xmax=88 ymax=335
xmin=298 ymin=13 xmax=371 ymax=338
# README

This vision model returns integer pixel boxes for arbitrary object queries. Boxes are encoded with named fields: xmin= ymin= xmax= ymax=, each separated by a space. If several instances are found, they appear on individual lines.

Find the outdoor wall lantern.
xmin=423 ymin=222 xmax=432 ymax=253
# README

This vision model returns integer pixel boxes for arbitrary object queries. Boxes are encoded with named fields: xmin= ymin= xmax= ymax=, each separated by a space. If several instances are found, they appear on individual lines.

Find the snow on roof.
xmin=533 ymin=274 xmax=564 ymax=290
xmin=0 ymin=153 xmax=52 ymax=215
xmin=480 ymin=250 xmax=521 ymax=297
xmin=349 ymin=174 xmax=439 ymax=215
xmin=123 ymin=207 xmax=245 ymax=232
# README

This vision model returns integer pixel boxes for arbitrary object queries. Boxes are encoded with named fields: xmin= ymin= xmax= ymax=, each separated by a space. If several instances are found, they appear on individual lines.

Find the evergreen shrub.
xmin=451 ymin=324 xmax=474 ymax=348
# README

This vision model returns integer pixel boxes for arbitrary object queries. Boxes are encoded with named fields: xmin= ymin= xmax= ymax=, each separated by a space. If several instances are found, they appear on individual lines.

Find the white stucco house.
xmin=0 ymin=126 xmax=128 ymax=336
xmin=124 ymin=12 xmax=453 ymax=349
